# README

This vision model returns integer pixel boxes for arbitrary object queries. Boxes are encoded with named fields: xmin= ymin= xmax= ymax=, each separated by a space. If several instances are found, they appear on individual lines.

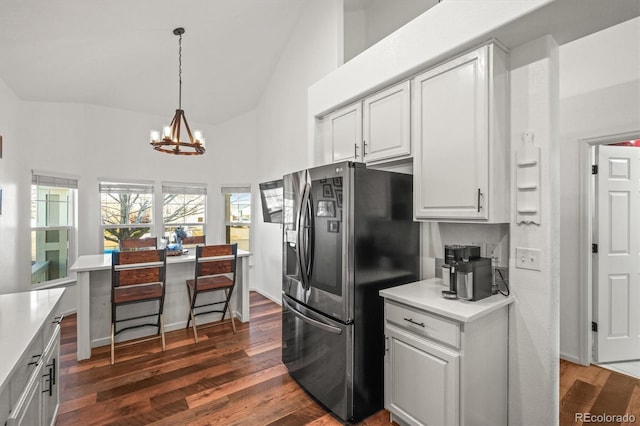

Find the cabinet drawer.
xmin=385 ymin=300 xmax=460 ymax=349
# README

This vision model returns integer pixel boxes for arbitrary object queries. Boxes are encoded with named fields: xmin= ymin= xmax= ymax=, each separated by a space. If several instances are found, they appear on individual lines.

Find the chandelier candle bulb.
xmin=162 ymin=126 xmax=171 ymax=139
xmin=150 ymin=130 xmax=160 ymax=142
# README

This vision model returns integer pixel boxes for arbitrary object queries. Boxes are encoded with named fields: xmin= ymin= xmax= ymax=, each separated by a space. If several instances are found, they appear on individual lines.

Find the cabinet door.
xmin=6 ymin=363 xmax=43 ymax=426
xmin=413 ymin=46 xmax=489 ymax=220
xmin=385 ymin=326 xmax=459 ymax=426
xmin=329 ymin=103 xmax=362 ymax=163
xmin=41 ymin=326 xmax=60 ymax=426
xmin=363 ymin=81 xmax=411 ymax=163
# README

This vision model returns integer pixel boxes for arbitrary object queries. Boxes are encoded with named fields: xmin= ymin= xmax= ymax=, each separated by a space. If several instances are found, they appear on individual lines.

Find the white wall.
xmin=250 ymin=0 xmax=343 ymax=302
xmin=509 ymin=35 xmax=560 ymax=426
xmin=558 ymin=17 xmax=640 ymax=363
xmin=0 ymin=77 xmax=25 ymax=294
xmin=344 ymin=0 xmax=438 ymax=63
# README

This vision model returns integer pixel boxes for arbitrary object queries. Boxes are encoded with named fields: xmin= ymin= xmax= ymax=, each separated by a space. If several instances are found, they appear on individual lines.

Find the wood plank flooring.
xmin=57 ymin=292 xmax=392 ymax=426
xmin=57 ymin=292 xmax=640 ymax=425
xmin=560 ymin=359 xmax=640 ymax=426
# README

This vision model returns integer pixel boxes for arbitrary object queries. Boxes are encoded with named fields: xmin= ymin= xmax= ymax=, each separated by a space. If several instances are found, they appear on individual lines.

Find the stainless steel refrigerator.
xmin=282 ymin=161 xmax=420 ymax=422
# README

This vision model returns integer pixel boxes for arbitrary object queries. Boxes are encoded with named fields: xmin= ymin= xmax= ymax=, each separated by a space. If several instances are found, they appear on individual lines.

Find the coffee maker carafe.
xmin=442 ymin=244 xmax=481 ymax=299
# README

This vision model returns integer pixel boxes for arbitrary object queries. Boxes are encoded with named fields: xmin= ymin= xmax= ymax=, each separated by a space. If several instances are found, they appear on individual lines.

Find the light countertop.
xmin=0 ymin=288 xmax=65 ymax=394
xmin=71 ymin=248 xmax=251 ymax=272
xmin=380 ymin=278 xmax=513 ymax=322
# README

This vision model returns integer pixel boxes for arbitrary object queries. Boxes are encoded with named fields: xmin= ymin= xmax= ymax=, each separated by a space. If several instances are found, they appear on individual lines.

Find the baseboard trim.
xmin=560 ymin=352 xmax=582 ymax=365
xmin=250 ymin=287 xmax=282 ymax=306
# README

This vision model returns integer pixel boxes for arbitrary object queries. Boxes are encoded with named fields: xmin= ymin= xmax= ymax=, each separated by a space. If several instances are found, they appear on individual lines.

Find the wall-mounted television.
xmin=259 ymin=179 xmax=283 ymax=223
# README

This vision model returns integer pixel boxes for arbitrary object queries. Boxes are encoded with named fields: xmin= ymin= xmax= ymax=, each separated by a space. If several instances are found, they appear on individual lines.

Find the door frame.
xmin=578 ymin=130 xmax=640 ymax=365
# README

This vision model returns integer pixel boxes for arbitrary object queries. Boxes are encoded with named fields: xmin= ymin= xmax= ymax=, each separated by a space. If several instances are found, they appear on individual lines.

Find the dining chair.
xmin=119 ymin=237 xmax=157 ymax=251
xmin=181 ymin=235 xmax=206 ymax=248
xmin=111 ymin=249 xmax=167 ymax=364
xmin=186 ymin=243 xmax=238 ymax=343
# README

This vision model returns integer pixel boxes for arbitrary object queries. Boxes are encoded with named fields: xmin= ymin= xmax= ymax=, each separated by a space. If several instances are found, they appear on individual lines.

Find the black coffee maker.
xmin=442 ymin=244 xmax=481 ymax=299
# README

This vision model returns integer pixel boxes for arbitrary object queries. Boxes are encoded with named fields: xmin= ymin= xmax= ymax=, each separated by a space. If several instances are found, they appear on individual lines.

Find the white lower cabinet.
xmin=1 ymin=291 xmax=64 ymax=426
xmin=383 ymin=298 xmax=508 ymax=426
xmin=7 ymin=324 xmax=60 ymax=426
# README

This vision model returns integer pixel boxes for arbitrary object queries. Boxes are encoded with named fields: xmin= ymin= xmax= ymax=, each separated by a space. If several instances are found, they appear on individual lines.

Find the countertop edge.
xmin=380 ymin=279 xmax=514 ymax=323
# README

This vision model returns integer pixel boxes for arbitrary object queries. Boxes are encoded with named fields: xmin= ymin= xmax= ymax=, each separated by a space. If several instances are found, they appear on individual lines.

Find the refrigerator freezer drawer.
xmin=281 ymin=295 xmax=353 ymax=422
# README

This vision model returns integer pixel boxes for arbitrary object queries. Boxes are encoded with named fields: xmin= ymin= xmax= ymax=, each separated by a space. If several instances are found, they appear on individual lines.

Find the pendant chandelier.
xmin=150 ymin=28 xmax=205 ymax=156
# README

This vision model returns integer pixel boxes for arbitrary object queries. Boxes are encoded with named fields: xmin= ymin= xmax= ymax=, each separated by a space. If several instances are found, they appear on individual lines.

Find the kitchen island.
xmin=70 ymin=249 xmax=251 ymax=361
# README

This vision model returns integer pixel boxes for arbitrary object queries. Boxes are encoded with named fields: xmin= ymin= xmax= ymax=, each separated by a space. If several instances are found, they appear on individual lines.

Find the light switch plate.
xmin=515 ymin=247 xmax=541 ymax=271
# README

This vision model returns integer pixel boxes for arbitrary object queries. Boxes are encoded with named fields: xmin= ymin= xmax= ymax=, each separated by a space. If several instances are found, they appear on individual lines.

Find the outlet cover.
xmin=486 ymin=242 xmax=501 ymax=264
xmin=515 ymin=247 xmax=542 ymax=271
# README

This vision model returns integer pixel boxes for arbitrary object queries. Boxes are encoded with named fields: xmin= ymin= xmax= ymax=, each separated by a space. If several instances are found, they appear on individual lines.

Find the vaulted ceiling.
xmin=0 ymin=0 xmax=306 ymax=125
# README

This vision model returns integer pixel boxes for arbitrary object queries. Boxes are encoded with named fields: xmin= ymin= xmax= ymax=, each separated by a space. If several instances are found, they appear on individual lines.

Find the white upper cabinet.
xmin=413 ymin=43 xmax=509 ymax=222
xmin=322 ymin=81 xmax=411 ymax=165
xmin=329 ymin=103 xmax=362 ymax=163
xmin=362 ymin=81 xmax=411 ymax=164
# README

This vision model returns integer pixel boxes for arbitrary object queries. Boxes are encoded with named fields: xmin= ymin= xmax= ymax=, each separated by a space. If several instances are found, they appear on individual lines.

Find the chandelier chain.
xmin=178 ymin=32 xmax=182 ymax=110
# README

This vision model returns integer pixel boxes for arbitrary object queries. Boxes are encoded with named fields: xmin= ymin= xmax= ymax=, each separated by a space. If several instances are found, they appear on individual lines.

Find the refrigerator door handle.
xmin=305 ymin=189 xmax=315 ymax=280
xmin=298 ymin=181 xmax=311 ymax=290
xmin=283 ymin=298 xmax=343 ymax=335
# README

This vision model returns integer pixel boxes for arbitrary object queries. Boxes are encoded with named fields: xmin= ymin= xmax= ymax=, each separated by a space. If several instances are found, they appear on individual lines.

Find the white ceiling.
xmin=0 ymin=0 xmax=306 ymax=125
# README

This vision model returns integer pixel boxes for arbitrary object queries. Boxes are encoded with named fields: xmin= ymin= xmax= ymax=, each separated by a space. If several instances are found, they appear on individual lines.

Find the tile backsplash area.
xmin=421 ymin=222 xmax=510 ymax=279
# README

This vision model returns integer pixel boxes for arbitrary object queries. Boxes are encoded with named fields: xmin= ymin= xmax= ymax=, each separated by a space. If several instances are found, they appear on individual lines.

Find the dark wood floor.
xmin=560 ymin=359 xmax=640 ymax=426
xmin=57 ymin=292 xmax=640 ymax=425
xmin=57 ymin=292 xmax=392 ymax=425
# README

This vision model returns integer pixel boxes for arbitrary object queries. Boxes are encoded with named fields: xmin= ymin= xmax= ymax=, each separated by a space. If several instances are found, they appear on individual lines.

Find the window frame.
xmin=161 ymin=181 xmax=207 ymax=241
xmin=31 ymin=172 xmax=78 ymax=286
xmin=222 ymin=186 xmax=251 ymax=251
xmin=99 ymin=180 xmax=154 ymax=253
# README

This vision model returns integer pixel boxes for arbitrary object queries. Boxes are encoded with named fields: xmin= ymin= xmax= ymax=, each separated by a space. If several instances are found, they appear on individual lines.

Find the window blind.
xmin=162 ymin=182 xmax=207 ymax=195
xmin=221 ymin=185 xmax=251 ymax=194
xmin=32 ymin=174 xmax=78 ymax=189
xmin=99 ymin=182 xmax=154 ymax=194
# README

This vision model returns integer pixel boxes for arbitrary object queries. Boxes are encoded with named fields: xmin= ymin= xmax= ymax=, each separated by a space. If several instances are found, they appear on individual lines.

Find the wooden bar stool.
xmin=119 ymin=237 xmax=157 ymax=251
xmin=111 ymin=249 xmax=167 ymax=364
xmin=186 ymin=243 xmax=238 ymax=343
xmin=181 ymin=235 xmax=206 ymax=249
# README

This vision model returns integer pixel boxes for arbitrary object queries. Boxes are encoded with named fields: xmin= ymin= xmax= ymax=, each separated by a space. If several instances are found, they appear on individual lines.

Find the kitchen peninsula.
xmin=70 ymin=249 xmax=251 ymax=361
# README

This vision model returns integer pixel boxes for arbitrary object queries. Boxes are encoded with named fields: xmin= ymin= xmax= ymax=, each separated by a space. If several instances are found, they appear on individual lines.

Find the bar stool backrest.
xmin=119 ymin=237 xmax=158 ymax=252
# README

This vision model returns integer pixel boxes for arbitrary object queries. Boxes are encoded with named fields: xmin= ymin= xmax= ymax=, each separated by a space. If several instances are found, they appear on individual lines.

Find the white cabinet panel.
xmin=363 ymin=81 xmax=411 ymax=163
xmin=329 ymin=103 xmax=362 ymax=163
xmin=386 ymin=327 xmax=459 ymax=426
xmin=413 ymin=43 xmax=509 ymax=222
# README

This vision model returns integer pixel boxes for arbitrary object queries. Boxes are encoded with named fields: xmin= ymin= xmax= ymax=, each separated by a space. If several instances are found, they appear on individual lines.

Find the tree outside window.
xmin=162 ymin=183 xmax=206 ymax=242
xmin=100 ymin=182 xmax=153 ymax=252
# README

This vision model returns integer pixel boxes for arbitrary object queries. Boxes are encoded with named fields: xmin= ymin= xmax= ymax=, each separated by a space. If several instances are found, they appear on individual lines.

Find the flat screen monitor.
xmin=259 ymin=179 xmax=283 ymax=223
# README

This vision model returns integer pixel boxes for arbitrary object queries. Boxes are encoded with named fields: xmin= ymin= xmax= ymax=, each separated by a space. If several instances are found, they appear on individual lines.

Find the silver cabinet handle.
xmin=363 ymin=140 xmax=367 ymax=158
xmin=354 ymin=143 xmax=359 ymax=160
xmin=477 ymin=188 xmax=483 ymax=212
xmin=403 ymin=317 xmax=425 ymax=328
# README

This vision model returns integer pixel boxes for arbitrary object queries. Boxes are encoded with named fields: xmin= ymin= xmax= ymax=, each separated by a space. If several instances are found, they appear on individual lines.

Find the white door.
xmin=595 ymin=145 xmax=640 ymax=363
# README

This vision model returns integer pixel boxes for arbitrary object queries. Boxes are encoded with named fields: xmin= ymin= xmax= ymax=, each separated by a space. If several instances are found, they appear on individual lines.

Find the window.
xmin=31 ymin=173 xmax=77 ymax=284
xmin=100 ymin=181 xmax=153 ymax=252
xmin=222 ymin=187 xmax=251 ymax=251
xmin=162 ymin=182 xmax=207 ymax=241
